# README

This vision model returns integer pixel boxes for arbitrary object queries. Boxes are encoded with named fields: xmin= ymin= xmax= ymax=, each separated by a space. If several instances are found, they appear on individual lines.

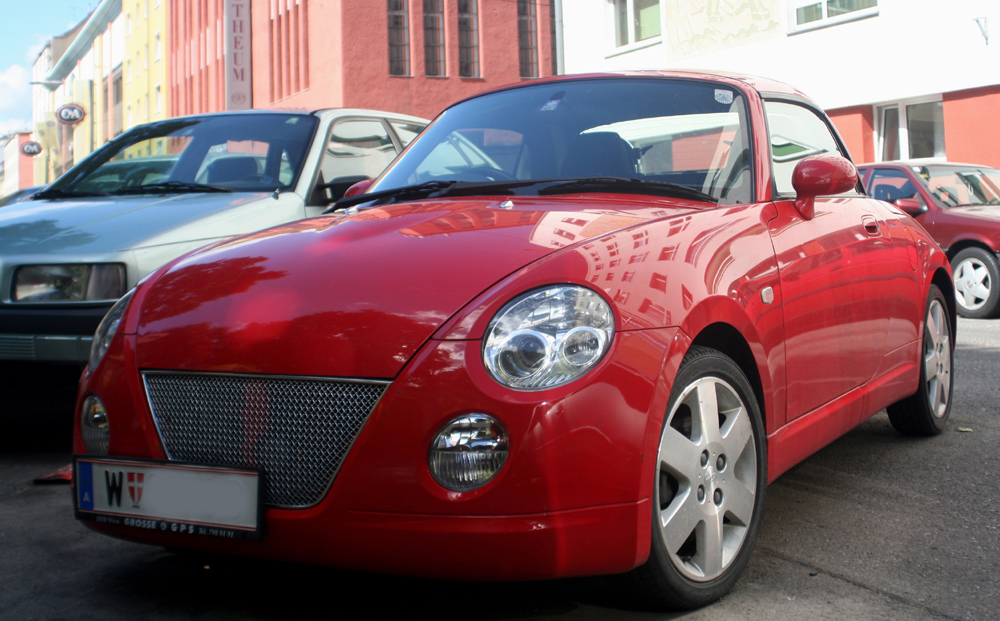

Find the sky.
xmin=0 ymin=1 xmax=97 ymax=138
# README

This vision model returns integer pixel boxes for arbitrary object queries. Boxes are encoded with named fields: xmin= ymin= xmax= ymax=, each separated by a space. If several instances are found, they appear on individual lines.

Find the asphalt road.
xmin=1 ymin=317 xmax=997 ymax=620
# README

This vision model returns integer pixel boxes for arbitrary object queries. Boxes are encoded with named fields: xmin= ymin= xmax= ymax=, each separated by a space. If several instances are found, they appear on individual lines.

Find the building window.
xmin=877 ymin=99 xmax=945 ymax=161
xmin=789 ymin=0 xmax=878 ymax=32
xmin=612 ymin=0 xmax=661 ymax=48
xmin=155 ymin=85 xmax=162 ymax=112
xmin=155 ymin=32 xmax=161 ymax=60
xmin=269 ymin=0 xmax=311 ymax=103
xmin=458 ymin=0 xmax=479 ymax=77
xmin=517 ymin=0 xmax=538 ymax=78
xmin=424 ymin=0 xmax=445 ymax=77
xmin=388 ymin=0 xmax=410 ymax=76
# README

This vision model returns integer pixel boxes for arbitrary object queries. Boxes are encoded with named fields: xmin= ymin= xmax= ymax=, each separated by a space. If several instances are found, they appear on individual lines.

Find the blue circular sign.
xmin=20 ymin=141 xmax=42 ymax=156
xmin=56 ymin=103 xmax=86 ymax=125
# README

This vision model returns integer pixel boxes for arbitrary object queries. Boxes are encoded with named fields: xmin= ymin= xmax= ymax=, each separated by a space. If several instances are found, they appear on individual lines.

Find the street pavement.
xmin=1 ymin=317 xmax=997 ymax=620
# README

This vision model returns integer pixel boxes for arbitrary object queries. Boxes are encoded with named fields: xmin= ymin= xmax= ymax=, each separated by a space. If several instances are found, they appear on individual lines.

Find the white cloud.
xmin=0 ymin=64 xmax=32 ymax=134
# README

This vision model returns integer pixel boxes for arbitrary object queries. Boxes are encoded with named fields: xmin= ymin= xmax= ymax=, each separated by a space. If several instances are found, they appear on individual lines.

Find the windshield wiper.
xmin=537 ymin=177 xmax=717 ymax=203
xmin=112 ymin=181 xmax=233 ymax=195
xmin=324 ymin=180 xmax=457 ymax=213
xmin=32 ymin=188 xmax=111 ymax=199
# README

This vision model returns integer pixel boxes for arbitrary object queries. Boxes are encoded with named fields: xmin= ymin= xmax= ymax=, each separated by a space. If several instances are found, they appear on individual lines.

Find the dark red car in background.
xmin=859 ymin=161 xmax=1000 ymax=318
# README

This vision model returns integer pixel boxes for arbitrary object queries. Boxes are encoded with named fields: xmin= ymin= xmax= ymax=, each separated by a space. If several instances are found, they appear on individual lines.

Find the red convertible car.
xmin=73 ymin=71 xmax=954 ymax=610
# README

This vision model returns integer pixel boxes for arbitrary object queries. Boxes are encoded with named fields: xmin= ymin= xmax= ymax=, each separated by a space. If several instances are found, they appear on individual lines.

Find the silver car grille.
xmin=143 ymin=371 xmax=389 ymax=508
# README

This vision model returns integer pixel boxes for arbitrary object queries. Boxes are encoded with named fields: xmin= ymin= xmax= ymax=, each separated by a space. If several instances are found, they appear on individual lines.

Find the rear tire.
xmin=622 ymin=346 xmax=766 ymax=610
xmin=887 ymin=285 xmax=953 ymax=436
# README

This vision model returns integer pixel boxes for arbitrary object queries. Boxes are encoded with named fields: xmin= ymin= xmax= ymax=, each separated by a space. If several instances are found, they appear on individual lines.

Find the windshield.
xmin=372 ymin=78 xmax=752 ymax=205
xmin=41 ymin=113 xmax=319 ymax=196
xmin=913 ymin=164 xmax=1000 ymax=207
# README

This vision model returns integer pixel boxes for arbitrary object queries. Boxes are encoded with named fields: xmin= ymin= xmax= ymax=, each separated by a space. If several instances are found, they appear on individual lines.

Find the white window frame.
xmin=606 ymin=0 xmax=662 ymax=57
xmin=875 ymin=95 xmax=946 ymax=163
xmin=787 ymin=0 xmax=879 ymax=34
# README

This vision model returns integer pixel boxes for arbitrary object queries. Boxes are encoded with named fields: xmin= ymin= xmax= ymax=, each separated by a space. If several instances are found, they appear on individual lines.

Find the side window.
xmin=321 ymin=119 xmax=398 ymax=182
xmin=764 ymin=101 xmax=849 ymax=196
xmin=389 ymin=121 xmax=425 ymax=149
xmin=868 ymin=168 xmax=921 ymax=205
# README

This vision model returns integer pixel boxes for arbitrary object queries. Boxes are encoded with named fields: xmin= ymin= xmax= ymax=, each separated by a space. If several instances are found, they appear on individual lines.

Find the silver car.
xmin=0 ymin=109 xmax=426 ymax=363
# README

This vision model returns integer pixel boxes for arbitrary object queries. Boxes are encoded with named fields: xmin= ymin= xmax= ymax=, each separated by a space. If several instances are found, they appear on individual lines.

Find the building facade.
xmin=1 ymin=133 xmax=37 ymax=195
xmin=560 ymin=0 xmax=1000 ymax=168
xmin=168 ymin=0 xmax=555 ymax=120
xmin=32 ymin=0 xmax=126 ymax=184
xmin=123 ymin=0 xmax=169 ymax=130
xmin=27 ymin=0 xmax=554 ymax=181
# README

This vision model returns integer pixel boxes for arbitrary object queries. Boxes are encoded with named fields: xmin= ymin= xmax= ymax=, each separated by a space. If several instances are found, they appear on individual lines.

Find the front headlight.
xmin=89 ymin=288 xmax=136 ymax=369
xmin=483 ymin=285 xmax=614 ymax=390
xmin=80 ymin=395 xmax=110 ymax=455
xmin=13 ymin=263 xmax=126 ymax=302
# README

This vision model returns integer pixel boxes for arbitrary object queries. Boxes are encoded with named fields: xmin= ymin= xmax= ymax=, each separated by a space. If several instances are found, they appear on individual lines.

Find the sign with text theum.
xmin=225 ymin=0 xmax=252 ymax=110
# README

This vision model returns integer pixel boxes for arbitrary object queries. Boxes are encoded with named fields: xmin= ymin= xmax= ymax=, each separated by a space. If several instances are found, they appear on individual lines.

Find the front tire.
xmin=951 ymin=247 xmax=1000 ymax=318
xmin=887 ymin=285 xmax=953 ymax=436
xmin=624 ymin=346 xmax=766 ymax=610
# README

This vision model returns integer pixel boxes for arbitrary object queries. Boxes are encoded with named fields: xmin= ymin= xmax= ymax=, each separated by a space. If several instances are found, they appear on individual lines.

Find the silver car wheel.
xmin=656 ymin=376 xmax=757 ymax=582
xmin=953 ymin=256 xmax=990 ymax=312
xmin=923 ymin=297 xmax=951 ymax=419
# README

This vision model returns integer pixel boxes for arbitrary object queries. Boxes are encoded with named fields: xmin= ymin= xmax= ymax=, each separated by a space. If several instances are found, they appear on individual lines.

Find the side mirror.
xmin=790 ymin=153 xmax=858 ymax=220
xmin=343 ymin=178 xmax=375 ymax=199
xmin=893 ymin=197 xmax=927 ymax=216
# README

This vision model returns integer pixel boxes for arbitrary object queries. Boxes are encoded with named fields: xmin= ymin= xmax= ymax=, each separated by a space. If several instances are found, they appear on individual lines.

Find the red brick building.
xmin=168 ymin=0 xmax=555 ymax=120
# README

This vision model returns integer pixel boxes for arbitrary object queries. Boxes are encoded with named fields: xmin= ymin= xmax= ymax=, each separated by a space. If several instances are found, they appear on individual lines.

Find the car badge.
xmin=127 ymin=472 xmax=145 ymax=507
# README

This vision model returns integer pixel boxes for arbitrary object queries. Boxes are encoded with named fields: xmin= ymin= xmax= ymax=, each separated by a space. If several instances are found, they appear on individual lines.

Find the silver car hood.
xmin=0 ymin=192 xmax=277 ymax=256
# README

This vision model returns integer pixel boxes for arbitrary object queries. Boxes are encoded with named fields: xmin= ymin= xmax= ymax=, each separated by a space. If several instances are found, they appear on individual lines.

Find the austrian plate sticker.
xmin=74 ymin=457 xmax=262 ymax=540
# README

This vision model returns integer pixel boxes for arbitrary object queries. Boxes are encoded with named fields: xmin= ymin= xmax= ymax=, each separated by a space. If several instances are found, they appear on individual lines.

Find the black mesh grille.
xmin=143 ymin=372 xmax=388 ymax=508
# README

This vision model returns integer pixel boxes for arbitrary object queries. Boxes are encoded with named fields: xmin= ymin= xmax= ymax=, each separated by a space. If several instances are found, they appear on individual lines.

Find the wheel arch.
xmin=945 ymin=238 xmax=999 ymax=262
xmin=689 ymin=322 xmax=766 ymax=431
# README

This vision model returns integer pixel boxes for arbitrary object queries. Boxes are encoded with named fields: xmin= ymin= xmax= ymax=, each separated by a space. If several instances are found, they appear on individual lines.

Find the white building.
xmin=559 ymin=0 xmax=1000 ymax=167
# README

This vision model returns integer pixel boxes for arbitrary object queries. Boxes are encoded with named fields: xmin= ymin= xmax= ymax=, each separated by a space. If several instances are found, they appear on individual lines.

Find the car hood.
xmin=947 ymin=205 xmax=1000 ymax=225
xmin=133 ymin=195 xmax=704 ymax=378
xmin=0 ymin=192 xmax=272 ymax=256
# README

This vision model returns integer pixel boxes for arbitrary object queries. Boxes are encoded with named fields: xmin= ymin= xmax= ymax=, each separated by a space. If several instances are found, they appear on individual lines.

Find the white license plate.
xmin=75 ymin=457 xmax=262 ymax=540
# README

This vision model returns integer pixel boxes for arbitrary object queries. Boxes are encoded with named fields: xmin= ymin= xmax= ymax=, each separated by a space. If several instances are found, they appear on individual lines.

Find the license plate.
xmin=74 ymin=457 xmax=262 ymax=540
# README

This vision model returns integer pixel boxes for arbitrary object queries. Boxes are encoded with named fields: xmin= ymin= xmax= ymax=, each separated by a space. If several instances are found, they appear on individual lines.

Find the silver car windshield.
xmin=40 ymin=113 xmax=319 ymax=196
xmin=372 ymin=78 xmax=752 ymax=205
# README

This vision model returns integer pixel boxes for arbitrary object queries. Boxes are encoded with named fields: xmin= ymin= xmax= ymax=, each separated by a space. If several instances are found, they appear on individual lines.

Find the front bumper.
xmin=74 ymin=327 xmax=682 ymax=579
xmin=0 ymin=304 xmax=111 ymax=362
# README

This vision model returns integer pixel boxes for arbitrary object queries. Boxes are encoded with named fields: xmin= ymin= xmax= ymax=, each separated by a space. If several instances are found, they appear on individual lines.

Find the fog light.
xmin=429 ymin=414 xmax=508 ymax=492
xmin=81 ymin=395 xmax=109 ymax=455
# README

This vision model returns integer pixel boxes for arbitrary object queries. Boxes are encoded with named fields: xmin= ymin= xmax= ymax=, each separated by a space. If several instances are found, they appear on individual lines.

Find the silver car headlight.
xmin=483 ymin=285 xmax=614 ymax=390
xmin=13 ymin=264 xmax=126 ymax=302
xmin=89 ymin=288 xmax=136 ymax=369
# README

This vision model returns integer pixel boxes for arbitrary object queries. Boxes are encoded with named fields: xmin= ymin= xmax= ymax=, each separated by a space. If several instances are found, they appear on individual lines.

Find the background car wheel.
xmin=951 ymin=247 xmax=1000 ymax=318
xmin=622 ymin=346 xmax=766 ymax=610
xmin=887 ymin=285 xmax=953 ymax=436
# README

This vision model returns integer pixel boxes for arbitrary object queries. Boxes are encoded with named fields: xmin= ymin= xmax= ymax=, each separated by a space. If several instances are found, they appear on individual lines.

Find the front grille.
xmin=143 ymin=371 xmax=389 ymax=508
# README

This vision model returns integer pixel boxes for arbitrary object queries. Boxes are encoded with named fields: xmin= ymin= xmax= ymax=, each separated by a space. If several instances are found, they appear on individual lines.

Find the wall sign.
xmin=21 ymin=141 xmax=43 ymax=156
xmin=224 ymin=0 xmax=252 ymax=110
xmin=56 ymin=104 xmax=87 ymax=125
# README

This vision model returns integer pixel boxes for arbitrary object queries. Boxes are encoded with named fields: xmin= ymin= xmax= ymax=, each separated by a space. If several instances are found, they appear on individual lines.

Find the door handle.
xmin=862 ymin=215 xmax=880 ymax=236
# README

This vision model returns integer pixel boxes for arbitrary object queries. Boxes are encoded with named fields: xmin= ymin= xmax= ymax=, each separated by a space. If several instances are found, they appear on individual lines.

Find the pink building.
xmin=169 ymin=0 xmax=554 ymax=120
